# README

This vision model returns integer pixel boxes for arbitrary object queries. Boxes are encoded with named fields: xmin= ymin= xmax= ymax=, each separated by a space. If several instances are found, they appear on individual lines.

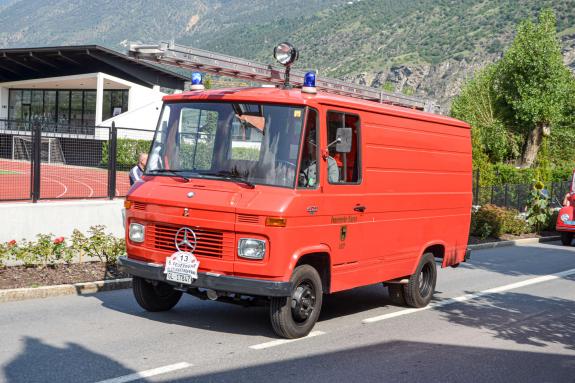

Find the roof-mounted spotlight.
xmin=190 ymin=72 xmax=204 ymax=90
xmin=273 ymin=42 xmax=299 ymax=88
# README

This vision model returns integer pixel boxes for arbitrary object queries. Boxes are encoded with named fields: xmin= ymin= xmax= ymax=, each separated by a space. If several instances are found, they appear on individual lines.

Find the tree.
xmin=451 ymin=65 xmax=510 ymax=163
xmin=494 ymin=9 xmax=572 ymax=168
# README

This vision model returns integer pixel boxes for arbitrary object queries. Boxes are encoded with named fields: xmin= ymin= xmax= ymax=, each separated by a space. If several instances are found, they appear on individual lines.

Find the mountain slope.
xmin=0 ymin=0 xmax=574 ymax=108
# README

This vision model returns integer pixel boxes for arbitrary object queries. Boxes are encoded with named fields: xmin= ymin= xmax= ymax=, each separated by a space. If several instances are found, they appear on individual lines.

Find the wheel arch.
xmin=286 ymin=244 xmax=332 ymax=293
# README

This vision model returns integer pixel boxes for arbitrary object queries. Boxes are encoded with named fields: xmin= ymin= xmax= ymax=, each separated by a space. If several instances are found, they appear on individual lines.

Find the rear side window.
xmin=326 ymin=111 xmax=361 ymax=184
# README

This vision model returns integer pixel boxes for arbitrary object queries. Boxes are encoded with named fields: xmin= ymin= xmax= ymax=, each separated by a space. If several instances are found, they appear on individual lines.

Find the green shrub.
xmin=525 ymin=182 xmax=552 ymax=233
xmin=102 ymin=138 xmax=151 ymax=169
xmin=471 ymin=204 xmax=530 ymax=239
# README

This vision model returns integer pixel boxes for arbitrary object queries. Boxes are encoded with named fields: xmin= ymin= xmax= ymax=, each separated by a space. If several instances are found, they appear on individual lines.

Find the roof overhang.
xmin=0 ymin=45 xmax=188 ymax=90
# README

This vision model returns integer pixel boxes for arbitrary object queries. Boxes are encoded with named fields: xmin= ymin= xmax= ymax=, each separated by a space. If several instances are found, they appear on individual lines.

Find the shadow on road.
xmin=166 ymin=340 xmax=575 ymax=383
xmin=464 ymin=241 xmax=575 ymax=277
xmin=436 ymin=284 xmax=575 ymax=350
xmin=87 ymin=283 xmax=402 ymax=338
xmin=3 ymin=336 xmax=143 ymax=383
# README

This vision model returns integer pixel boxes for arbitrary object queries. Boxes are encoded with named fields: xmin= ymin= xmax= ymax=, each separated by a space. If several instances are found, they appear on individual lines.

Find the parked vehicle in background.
xmin=556 ymin=171 xmax=575 ymax=245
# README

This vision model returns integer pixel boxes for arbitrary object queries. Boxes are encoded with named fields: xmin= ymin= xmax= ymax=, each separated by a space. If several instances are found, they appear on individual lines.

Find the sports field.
xmin=0 ymin=159 xmax=131 ymax=200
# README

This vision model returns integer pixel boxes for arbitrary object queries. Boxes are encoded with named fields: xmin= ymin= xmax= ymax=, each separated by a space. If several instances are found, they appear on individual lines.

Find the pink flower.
xmin=53 ymin=237 xmax=65 ymax=245
xmin=8 ymin=239 xmax=16 ymax=247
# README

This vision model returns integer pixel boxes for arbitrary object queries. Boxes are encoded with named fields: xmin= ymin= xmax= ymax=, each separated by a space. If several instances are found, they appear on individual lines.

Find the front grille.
xmin=147 ymin=223 xmax=233 ymax=258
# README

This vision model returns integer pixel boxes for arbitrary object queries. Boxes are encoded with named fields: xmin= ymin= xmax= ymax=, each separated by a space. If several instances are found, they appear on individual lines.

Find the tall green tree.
xmin=494 ymin=8 xmax=572 ymax=168
xmin=451 ymin=65 xmax=510 ymax=163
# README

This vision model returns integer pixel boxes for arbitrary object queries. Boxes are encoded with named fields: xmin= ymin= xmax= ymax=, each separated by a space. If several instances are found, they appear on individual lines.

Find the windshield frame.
xmin=144 ymin=100 xmax=311 ymax=189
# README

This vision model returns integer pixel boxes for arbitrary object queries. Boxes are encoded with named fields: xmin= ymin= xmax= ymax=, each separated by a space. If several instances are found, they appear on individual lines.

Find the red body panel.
xmin=125 ymin=87 xmax=472 ymax=293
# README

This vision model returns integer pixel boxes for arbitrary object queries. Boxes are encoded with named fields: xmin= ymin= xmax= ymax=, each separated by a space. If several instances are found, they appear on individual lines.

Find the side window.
xmin=298 ymin=109 xmax=319 ymax=188
xmin=326 ymin=111 xmax=360 ymax=184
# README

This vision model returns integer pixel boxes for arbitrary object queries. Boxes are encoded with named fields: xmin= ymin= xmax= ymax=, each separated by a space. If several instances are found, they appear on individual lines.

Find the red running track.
xmin=0 ymin=159 xmax=131 ymax=201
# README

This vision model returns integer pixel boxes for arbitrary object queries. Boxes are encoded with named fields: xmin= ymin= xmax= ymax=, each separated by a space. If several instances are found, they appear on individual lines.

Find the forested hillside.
xmin=0 ymin=0 xmax=574 ymax=107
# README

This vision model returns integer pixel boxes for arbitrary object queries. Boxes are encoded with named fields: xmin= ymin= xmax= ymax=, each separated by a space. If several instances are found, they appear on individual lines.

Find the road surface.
xmin=0 ymin=241 xmax=574 ymax=382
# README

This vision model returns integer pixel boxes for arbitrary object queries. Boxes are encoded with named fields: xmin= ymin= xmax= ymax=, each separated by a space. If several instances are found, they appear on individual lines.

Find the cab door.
xmin=319 ymin=110 xmax=372 ymax=292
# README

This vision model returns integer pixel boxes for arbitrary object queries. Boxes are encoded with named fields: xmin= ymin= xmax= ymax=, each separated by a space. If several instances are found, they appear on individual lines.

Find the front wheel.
xmin=403 ymin=253 xmax=437 ymax=308
xmin=132 ymin=277 xmax=183 ymax=312
xmin=561 ymin=232 xmax=574 ymax=246
xmin=269 ymin=265 xmax=323 ymax=339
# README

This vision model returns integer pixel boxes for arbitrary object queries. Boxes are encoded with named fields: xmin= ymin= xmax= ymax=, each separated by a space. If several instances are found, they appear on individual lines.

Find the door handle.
xmin=354 ymin=205 xmax=366 ymax=212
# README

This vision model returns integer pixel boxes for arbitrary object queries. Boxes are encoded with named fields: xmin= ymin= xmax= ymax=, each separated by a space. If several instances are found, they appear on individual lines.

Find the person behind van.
xmin=129 ymin=153 xmax=148 ymax=186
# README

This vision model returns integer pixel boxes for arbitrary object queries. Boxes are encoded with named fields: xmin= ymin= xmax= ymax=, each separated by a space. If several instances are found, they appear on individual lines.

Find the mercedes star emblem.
xmin=175 ymin=227 xmax=197 ymax=252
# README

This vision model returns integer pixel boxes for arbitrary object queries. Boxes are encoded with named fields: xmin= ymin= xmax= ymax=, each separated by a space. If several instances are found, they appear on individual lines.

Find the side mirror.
xmin=335 ymin=127 xmax=352 ymax=153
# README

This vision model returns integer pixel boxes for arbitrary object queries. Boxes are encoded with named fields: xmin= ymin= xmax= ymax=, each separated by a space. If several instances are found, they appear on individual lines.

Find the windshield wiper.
xmin=202 ymin=171 xmax=255 ymax=189
xmin=146 ymin=169 xmax=190 ymax=182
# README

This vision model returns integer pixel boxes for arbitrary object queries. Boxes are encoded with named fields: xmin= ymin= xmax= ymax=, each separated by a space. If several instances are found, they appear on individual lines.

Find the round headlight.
xmin=561 ymin=213 xmax=570 ymax=223
xmin=274 ymin=42 xmax=298 ymax=66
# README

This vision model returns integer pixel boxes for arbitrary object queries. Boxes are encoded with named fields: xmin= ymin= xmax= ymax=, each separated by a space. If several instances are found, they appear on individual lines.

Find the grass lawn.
xmin=0 ymin=170 xmax=19 ymax=175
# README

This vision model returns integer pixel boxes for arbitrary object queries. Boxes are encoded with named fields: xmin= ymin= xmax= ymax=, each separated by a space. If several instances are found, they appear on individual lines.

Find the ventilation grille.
xmin=237 ymin=214 xmax=260 ymax=224
xmin=132 ymin=202 xmax=146 ymax=211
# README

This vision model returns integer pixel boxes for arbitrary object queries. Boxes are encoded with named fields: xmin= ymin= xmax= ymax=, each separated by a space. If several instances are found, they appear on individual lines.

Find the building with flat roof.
xmin=0 ymin=45 xmax=188 ymax=136
xmin=0 ymin=45 xmax=188 ymax=168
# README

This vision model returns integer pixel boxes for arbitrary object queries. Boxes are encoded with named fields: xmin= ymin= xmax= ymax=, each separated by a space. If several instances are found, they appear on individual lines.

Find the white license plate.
xmin=164 ymin=251 xmax=200 ymax=285
xmin=166 ymin=272 xmax=193 ymax=285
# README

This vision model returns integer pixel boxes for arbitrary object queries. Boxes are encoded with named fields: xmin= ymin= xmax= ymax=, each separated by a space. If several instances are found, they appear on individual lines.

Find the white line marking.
xmin=363 ymin=267 xmax=575 ymax=323
xmin=249 ymin=330 xmax=326 ymax=350
xmin=94 ymin=362 xmax=192 ymax=383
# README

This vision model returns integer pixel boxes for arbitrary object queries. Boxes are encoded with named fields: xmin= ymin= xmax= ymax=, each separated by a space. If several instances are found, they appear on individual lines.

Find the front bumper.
xmin=118 ymin=256 xmax=291 ymax=297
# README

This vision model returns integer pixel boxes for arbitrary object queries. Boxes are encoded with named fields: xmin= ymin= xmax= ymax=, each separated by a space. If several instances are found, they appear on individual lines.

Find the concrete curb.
xmin=468 ymin=236 xmax=560 ymax=250
xmin=0 ymin=278 xmax=132 ymax=304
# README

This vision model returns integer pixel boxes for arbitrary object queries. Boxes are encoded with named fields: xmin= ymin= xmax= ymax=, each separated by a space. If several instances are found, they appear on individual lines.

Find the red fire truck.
xmin=118 ymin=43 xmax=472 ymax=338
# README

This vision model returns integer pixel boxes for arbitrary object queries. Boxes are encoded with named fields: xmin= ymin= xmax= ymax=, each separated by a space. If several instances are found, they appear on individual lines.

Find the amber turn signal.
xmin=265 ymin=217 xmax=287 ymax=227
xmin=124 ymin=200 xmax=133 ymax=209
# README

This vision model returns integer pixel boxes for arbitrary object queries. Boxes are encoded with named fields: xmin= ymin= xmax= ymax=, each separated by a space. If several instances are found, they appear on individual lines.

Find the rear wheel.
xmin=269 ymin=265 xmax=323 ymax=339
xmin=561 ymin=232 xmax=574 ymax=246
xmin=403 ymin=253 xmax=437 ymax=308
xmin=132 ymin=277 xmax=183 ymax=312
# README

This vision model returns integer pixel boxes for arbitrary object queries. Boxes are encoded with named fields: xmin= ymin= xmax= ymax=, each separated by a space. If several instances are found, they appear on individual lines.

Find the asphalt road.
xmin=0 ymin=241 xmax=574 ymax=383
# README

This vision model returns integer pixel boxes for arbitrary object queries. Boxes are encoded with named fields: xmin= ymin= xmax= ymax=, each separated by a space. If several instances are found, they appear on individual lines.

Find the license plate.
xmin=166 ymin=272 xmax=193 ymax=285
xmin=164 ymin=251 xmax=200 ymax=285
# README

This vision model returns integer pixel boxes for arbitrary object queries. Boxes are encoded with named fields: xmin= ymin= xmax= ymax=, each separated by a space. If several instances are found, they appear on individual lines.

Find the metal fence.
xmin=0 ymin=121 xmax=154 ymax=202
xmin=472 ymin=170 xmax=569 ymax=211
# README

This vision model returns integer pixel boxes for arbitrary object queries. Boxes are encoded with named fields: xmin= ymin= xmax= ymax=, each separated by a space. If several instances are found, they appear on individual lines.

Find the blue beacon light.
xmin=302 ymin=71 xmax=317 ymax=94
xmin=191 ymin=72 xmax=204 ymax=90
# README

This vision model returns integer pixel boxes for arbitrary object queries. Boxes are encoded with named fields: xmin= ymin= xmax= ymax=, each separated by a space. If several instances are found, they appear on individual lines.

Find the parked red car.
xmin=556 ymin=175 xmax=575 ymax=245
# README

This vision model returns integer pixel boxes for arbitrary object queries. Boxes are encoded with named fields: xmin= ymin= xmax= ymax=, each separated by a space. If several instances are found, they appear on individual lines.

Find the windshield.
xmin=146 ymin=102 xmax=305 ymax=188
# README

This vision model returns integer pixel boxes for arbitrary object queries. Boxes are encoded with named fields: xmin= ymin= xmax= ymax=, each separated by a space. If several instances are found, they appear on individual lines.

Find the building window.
xmin=7 ymin=88 xmax=129 ymax=128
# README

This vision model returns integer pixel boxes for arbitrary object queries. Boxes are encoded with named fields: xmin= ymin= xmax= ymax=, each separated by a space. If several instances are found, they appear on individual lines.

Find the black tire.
xmin=269 ymin=265 xmax=323 ymax=339
xmin=386 ymin=284 xmax=407 ymax=306
xmin=132 ymin=277 xmax=183 ymax=312
xmin=561 ymin=232 xmax=573 ymax=246
xmin=403 ymin=253 xmax=437 ymax=308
